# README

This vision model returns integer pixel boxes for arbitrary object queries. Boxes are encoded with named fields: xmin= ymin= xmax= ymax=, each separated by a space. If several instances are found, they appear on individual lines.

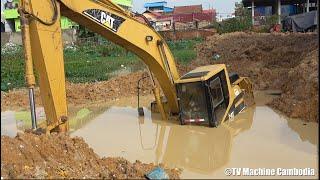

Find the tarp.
xmin=282 ymin=10 xmax=318 ymax=32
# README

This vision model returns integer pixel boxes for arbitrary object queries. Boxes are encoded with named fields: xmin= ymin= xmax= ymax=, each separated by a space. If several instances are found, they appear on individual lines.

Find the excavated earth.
xmin=1 ymin=133 xmax=181 ymax=179
xmin=1 ymin=71 xmax=154 ymax=110
xmin=195 ymin=32 xmax=318 ymax=122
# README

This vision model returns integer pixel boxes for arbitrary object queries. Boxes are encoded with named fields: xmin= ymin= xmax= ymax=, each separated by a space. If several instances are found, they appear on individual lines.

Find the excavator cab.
xmin=175 ymin=64 xmax=250 ymax=127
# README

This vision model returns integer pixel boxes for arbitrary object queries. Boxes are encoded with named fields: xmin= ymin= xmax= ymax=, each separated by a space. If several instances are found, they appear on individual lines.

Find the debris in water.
xmin=145 ymin=167 xmax=169 ymax=180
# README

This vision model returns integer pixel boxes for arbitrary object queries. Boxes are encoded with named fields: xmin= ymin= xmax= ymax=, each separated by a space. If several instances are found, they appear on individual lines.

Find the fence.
xmin=1 ymin=29 xmax=77 ymax=47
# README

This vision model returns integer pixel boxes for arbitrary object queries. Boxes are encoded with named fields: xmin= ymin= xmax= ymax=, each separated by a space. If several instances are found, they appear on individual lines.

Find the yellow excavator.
xmin=18 ymin=0 xmax=254 ymax=133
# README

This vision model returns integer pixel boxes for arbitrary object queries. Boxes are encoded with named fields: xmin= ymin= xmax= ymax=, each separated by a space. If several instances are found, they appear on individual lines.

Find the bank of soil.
xmin=1 ymin=71 xmax=153 ymax=111
xmin=1 ymin=133 xmax=181 ymax=179
xmin=196 ymin=32 xmax=318 ymax=122
xmin=1 ymin=32 xmax=318 ymax=122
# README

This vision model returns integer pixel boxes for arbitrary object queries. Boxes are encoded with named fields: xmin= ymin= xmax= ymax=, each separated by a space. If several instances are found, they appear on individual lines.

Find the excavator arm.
xmin=19 ymin=0 xmax=180 ymax=132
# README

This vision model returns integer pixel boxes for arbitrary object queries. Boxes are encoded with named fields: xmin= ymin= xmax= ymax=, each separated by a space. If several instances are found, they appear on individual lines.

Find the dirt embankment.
xmin=1 ymin=133 xmax=181 ymax=179
xmin=196 ymin=32 xmax=318 ymax=122
xmin=1 ymin=72 xmax=154 ymax=110
xmin=269 ymin=50 xmax=318 ymax=122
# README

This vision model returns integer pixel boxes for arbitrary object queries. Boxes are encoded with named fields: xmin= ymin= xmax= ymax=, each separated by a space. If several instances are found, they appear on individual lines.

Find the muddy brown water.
xmin=1 ymin=91 xmax=318 ymax=179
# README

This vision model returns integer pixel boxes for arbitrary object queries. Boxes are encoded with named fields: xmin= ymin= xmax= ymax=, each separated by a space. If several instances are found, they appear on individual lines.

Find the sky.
xmin=132 ymin=0 xmax=241 ymax=18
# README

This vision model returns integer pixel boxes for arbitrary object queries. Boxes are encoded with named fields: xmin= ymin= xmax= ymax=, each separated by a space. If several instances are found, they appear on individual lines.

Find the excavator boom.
xmin=19 ymin=0 xmax=254 ymax=132
xmin=19 ymin=0 xmax=181 ymax=132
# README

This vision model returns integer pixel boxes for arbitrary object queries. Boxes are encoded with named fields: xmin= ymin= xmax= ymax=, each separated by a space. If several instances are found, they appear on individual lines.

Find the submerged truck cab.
xmin=175 ymin=64 xmax=249 ymax=127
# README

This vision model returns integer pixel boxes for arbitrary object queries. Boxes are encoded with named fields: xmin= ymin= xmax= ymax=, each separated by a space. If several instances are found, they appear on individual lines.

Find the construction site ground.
xmin=1 ymin=32 xmax=319 ymax=179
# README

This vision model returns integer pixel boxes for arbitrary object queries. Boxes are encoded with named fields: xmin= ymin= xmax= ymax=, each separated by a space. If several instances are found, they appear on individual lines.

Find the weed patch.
xmin=1 ymin=38 xmax=202 ymax=91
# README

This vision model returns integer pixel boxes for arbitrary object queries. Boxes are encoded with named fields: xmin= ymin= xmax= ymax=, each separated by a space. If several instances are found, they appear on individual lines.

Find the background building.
xmin=242 ymin=0 xmax=318 ymax=25
xmin=144 ymin=1 xmax=173 ymax=13
xmin=143 ymin=2 xmax=216 ymax=31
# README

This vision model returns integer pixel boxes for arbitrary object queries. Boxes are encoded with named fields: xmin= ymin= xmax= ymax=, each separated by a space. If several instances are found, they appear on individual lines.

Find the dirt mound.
xmin=195 ymin=32 xmax=318 ymax=122
xmin=1 ymin=71 xmax=154 ymax=110
xmin=1 ymin=133 xmax=181 ymax=179
xmin=269 ymin=50 xmax=319 ymax=122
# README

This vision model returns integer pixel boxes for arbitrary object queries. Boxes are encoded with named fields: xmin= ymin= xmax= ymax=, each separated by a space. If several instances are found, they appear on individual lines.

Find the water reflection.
xmin=69 ymin=105 xmax=317 ymax=178
xmin=140 ymin=106 xmax=255 ymax=174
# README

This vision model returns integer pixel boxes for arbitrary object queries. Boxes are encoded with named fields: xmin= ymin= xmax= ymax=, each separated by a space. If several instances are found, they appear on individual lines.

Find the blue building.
xmin=144 ymin=1 xmax=173 ymax=13
xmin=242 ymin=0 xmax=318 ymax=25
xmin=254 ymin=5 xmax=297 ymax=17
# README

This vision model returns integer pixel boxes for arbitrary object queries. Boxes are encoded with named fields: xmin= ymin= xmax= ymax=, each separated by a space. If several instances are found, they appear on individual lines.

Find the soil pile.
xmin=1 ymin=71 xmax=153 ymax=110
xmin=1 ymin=133 xmax=181 ymax=179
xmin=269 ymin=50 xmax=318 ymax=122
xmin=195 ymin=32 xmax=318 ymax=122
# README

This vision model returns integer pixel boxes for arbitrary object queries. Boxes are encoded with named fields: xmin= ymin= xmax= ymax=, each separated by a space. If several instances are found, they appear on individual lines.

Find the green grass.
xmin=167 ymin=38 xmax=202 ymax=65
xmin=64 ymin=50 xmax=141 ymax=83
xmin=1 ymin=38 xmax=202 ymax=91
xmin=171 ymin=49 xmax=197 ymax=65
xmin=1 ymin=46 xmax=25 ymax=91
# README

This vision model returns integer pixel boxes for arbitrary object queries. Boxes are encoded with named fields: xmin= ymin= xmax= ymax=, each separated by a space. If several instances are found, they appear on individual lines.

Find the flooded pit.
xmin=1 ymin=91 xmax=318 ymax=179
xmin=69 ymin=105 xmax=318 ymax=179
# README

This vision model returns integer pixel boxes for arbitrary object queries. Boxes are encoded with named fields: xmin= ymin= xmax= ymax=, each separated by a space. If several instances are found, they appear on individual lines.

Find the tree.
xmin=212 ymin=2 xmax=252 ymax=33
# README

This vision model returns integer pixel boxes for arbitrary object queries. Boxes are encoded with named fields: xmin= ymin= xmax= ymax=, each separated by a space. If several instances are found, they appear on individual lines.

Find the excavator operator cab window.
xmin=206 ymin=70 xmax=230 ymax=126
xmin=177 ymin=69 xmax=230 ymax=127
xmin=177 ymin=82 xmax=209 ymax=124
xmin=209 ymin=77 xmax=224 ymax=108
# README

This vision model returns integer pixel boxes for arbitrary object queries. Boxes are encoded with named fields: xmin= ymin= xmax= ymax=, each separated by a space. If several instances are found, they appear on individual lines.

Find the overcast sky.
xmin=132 ymin=0 xmax=241 ymax=17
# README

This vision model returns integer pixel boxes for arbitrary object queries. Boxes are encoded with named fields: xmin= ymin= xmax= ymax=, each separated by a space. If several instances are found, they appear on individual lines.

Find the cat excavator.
xmin=19 ymin=0 xmax=254 ymax=133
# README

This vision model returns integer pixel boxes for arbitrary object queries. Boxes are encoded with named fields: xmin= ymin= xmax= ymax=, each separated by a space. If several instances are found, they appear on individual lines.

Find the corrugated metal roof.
xmin=173 ymin=5 xmax=203 ymax=14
